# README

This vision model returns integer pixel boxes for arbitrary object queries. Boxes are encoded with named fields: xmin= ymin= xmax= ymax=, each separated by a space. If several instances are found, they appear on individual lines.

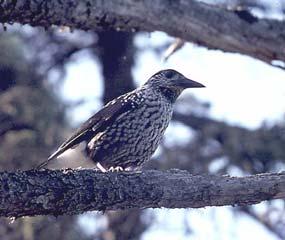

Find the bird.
xmin=37 ymin=69 xmax=205 ymax=172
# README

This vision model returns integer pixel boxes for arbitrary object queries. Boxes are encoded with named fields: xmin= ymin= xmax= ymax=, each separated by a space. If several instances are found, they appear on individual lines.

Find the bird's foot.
xmin=108 ymin=166 xmax=124 ymax=172
xmin=96 ymin=162 xmax=107 ymax=173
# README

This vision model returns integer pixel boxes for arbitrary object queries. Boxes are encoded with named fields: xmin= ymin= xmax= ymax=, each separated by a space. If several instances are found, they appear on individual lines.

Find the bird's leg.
xmin=108 ymin=166 xmax=124 ymax=172
xmin=96 ymin=162 xmax=107 ymax=173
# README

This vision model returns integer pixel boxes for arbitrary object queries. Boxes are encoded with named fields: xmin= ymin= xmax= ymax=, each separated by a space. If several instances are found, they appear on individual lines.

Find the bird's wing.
xmin=36 ymin=91 xmax=138 ymax=169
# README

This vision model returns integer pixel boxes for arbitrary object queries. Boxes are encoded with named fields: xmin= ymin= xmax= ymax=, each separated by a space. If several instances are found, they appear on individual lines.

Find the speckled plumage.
xmin=86 ymin=86 xmax=173 ymax=170
xmin=37 ymin=69 xmax=204 ymax=171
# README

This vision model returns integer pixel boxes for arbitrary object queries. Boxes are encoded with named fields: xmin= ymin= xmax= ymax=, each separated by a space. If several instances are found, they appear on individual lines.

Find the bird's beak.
xmin=176 ymin=77 xmax=205 ymax=88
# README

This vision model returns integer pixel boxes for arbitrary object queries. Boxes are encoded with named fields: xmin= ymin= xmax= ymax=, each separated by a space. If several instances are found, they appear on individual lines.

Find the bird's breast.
xmin=86 ymin=92 xmax=174 ymax=168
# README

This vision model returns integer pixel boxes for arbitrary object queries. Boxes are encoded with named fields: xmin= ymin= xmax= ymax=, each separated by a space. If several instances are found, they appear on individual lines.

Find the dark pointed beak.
xmin=176 ymin=77 xmax=205 ymax=88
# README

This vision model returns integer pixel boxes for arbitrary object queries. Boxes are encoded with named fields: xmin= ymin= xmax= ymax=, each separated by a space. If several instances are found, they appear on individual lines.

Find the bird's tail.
xmin=35 ymin=147 xmax=65 ymax=170
xmin=35 ymin=129 xmax=89 ymax=170
xmin=35 ymin=160 xmax=49 ymax=170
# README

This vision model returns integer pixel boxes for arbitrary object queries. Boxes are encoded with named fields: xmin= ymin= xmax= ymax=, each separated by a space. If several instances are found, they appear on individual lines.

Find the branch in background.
xmin=173 ymin=112 xmax=285 ymax=172
xmin=0 ymin=0 xmax=284 ymax=69
xmin=239 ymin=206 xmax=285 ymax=240
xmin=0 ymin=169 xmax=284 ymax=218
xmin=0 ymin=121 xmax=34 ymax=137
xmin=163 ymin=38 xmax=185 ymax=61
xmin=219 ymin=0 xmax=268 ymax=12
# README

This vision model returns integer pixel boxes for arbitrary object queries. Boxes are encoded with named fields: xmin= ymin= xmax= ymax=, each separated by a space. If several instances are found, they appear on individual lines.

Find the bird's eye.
xmin=164 ymin=70 xmax=175 ymax=79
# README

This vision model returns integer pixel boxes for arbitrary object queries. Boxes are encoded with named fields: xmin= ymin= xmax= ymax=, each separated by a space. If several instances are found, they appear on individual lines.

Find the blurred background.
xmin=0 ymin=0 xmax=285 ymax=239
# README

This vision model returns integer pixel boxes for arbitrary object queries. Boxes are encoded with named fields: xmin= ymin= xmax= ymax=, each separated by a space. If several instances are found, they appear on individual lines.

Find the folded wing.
xmin=36 ymin=92 xmax=138 ymax=169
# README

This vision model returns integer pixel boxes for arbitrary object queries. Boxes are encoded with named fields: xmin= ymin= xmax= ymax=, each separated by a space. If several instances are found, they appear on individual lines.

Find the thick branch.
xmin=0 ymin=169 xmax=284 ymax=218
xmin=0 ymin=0 xmax=284 ymax=67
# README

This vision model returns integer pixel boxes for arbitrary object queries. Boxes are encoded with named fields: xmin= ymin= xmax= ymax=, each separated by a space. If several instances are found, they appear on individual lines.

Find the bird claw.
xmin=96 ymin=162 xmax=107 ymax=173
xmin=108 ymin=166 xmax=124 ymax=172
xmin=96 ymin=163 xmax=124 ymax=173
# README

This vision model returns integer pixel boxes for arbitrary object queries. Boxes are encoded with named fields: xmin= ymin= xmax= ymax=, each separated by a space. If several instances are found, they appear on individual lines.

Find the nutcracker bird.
xmin=37 ymin=69 xmax=205 ymax=172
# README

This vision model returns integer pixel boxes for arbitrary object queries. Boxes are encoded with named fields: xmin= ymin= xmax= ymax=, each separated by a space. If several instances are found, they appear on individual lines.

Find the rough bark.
xmin=0 ymin=0 xmax=284 ymax=68
xmin=0 ymin=169 xmax=284 ymax=218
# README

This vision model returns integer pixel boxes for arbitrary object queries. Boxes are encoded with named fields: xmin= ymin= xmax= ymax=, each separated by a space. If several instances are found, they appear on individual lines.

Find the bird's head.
xmin=144 ymin=69 xmax=205 ymax=102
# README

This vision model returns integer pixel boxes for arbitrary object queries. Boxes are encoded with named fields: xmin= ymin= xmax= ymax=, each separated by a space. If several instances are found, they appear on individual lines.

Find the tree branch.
xmin=0 ymin=169 xmax=284 ymax=218
xmin=0 ymin=0 xmax=284 ymax=68
xmin=0 ymin=121 xmax=34 ymax=137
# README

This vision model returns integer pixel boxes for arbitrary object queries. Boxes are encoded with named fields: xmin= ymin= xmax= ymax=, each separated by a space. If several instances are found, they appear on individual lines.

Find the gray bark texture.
xmin=0 ymin=0 xmax=284 ymax=68
xmin=0 ymin=169 xmax=284 ymax=218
